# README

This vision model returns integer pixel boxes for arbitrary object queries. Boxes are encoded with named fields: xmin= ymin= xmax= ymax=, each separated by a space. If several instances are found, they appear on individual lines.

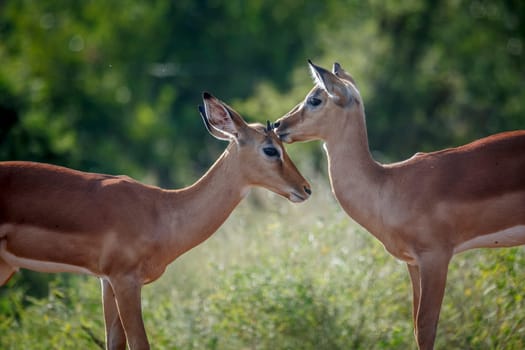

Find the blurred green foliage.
xmin=0 ymin=0 xmax=332 ymax=185
xmin=1 ymin=1 xmax=523 ymax=182
xmin=1 ymin=1 xmax=525 ymax=348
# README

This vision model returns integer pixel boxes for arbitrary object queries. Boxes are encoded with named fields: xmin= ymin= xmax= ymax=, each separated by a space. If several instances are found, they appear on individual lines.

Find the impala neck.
xmin=323 ymin=107 xmax=387 ymax=237
xmin=162 ymin=143 xmax=247 ymax=260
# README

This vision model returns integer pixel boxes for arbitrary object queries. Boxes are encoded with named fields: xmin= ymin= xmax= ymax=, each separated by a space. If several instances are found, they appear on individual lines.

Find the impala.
xmin=274 ymin=60 xmax=525 ymax=349
xmin=0 ymin=92 xmax=311 ymax=350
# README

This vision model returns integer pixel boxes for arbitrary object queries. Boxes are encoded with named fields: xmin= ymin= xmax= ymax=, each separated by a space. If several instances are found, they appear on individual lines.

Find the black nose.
xmin=304 ymin=186 xmax=312 ymax=195
xmin=273 ymin=121 xmax=281 ymax=128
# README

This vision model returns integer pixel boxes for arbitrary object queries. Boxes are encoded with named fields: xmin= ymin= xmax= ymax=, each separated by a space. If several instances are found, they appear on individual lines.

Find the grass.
xmin=1 ymin=176 xmax=525 ymax=349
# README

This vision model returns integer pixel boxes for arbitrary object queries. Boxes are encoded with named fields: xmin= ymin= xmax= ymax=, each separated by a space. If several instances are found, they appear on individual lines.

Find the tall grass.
xmin=1 ymin=177 xmax=524 ymax=349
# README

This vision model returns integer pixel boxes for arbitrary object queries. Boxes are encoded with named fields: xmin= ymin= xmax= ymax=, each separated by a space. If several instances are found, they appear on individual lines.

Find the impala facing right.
xmin=274 ymin=60 xmax=525 ymax=350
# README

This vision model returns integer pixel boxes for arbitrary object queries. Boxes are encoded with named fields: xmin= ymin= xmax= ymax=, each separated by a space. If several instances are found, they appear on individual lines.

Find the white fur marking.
xmin=309 ymin=65 xmax=325 ymax=90
xmin=241 ymin=187 xmax=251 ymax=198
xmin=454 ymin=225 xmax=525 ymax=254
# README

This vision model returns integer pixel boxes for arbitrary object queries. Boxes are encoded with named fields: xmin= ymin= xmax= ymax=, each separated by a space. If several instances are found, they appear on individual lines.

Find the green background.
xmin=1 ymin=1 xmax=524 ymax=349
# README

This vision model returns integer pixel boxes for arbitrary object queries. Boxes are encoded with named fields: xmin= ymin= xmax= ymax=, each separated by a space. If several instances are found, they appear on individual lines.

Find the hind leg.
xmin=0 ymin=255 xmax=17 ymax=286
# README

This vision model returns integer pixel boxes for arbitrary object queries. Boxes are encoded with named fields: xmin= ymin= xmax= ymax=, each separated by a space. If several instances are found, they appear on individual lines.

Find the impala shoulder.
xmin=97 ymin=174 xmax=155 ymax=196
xmin=98 ymin=173 xmax=138 ymax=185
xmin=384 ymin=151 xmax=441 ymax=174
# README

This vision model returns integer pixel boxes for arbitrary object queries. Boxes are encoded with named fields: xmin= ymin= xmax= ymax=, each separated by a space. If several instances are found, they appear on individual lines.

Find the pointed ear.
xmin=198 ymin=105 xmax=231 ymax=141
xmin=201 ymin=92 xmax=247 ymax=141
xmin=308 ymin=60 xmax=350 ymax=105
xmin=332 ymin=62 xmax=357 ymax=85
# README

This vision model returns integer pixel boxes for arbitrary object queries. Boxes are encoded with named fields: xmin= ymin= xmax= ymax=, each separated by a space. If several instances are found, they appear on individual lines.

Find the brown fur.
xmin=275 ymin=61 xmax=525 ymax=350
xmin=0 ymin=93 xmax=311 ymax=350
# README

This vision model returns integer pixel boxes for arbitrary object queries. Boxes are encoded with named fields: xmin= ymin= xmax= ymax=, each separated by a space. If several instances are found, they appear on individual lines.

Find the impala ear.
xmin=308 ymin=59 xmax=350 ymax=105
xmin=266 ymin=120 xmax=274 ymax=132
xmin=201 ymin=92 xmax=247 ymax=141
xmin=332 ymin=62 xmax=357 ymax=85
xmin=199 ymin=105 xmax=231 ymax=141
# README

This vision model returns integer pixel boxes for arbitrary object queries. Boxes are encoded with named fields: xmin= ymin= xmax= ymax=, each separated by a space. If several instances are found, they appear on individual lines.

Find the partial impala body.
xmin=274 ymin=60 xmax=525 ymax=350
xmin=0 ymin=92 xmax=311 ymax=350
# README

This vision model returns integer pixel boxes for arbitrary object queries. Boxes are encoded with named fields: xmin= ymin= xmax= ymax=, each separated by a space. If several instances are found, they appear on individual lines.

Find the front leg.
xmin=101 ymin=279 xmax=126 ymax=350
xmin=414 ymin=252 xmax=451 ymax=350
xmin=109 ymin=275 xmax=150 ymax=350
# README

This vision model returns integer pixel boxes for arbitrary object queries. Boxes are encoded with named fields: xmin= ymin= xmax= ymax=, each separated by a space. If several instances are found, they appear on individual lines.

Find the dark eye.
xmin=263 ymin=147 xmax=279 ymax=157
xmin=308 ymin=97 xmax=322 ymax=106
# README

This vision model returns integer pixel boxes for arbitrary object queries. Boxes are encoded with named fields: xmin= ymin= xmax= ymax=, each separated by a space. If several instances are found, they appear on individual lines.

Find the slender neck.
xmin=160 ymin=143 xmax=247 ymax=260
xmin=323 ymin=108 xmax=387 ymax=237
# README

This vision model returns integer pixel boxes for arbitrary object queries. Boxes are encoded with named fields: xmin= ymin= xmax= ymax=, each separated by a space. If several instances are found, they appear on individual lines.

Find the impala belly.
xmin=454 ymin=225 xmax=525 ymax=254
xmin=0 ymin=223 xmax=101 ymax=276
xmin=0 ymin=240 xmax=94 ymax=275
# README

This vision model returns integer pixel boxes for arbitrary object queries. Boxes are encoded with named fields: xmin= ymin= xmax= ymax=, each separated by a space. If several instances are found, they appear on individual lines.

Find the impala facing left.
xmin=274 ymin=60 xmax=525 ymax=350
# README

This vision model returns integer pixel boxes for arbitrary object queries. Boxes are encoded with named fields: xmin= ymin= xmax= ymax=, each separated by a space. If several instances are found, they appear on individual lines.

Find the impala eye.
xmin=308 ymin=97 xmax=322 ymax=106
xmin=263 ymin=147 xmax=279 ymax=157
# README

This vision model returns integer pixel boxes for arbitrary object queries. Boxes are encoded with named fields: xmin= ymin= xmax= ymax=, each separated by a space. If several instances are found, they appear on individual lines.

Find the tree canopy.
xmin=1 ymin=0 xmax=524 ymax=186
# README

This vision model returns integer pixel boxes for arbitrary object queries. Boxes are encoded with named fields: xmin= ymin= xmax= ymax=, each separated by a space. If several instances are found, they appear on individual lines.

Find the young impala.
xmin=274 ymin=60 xmax=525 ymax=350
xmin=0 ymin=92 xmax=311 ymax=350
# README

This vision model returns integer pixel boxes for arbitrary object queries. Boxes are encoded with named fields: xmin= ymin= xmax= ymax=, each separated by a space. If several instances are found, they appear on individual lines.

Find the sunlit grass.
xmin=1 ymin=177 xmax=525 ymax=349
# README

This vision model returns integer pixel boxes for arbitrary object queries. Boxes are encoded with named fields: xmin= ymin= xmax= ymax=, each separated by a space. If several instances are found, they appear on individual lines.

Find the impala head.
xmin=274 ymin=60 xmax=363 ymax=143
xmin=199 ymin=92 xmax=311 ymax=203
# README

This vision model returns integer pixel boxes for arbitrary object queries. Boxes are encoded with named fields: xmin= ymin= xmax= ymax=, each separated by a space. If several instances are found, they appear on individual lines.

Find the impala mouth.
xmin=289 ymin=192 xmax=306 ymax=203
xmin=277 ymin=132 xmax=291 ymax=142
xmin=289 ymin=186 xmax=311 ymax=203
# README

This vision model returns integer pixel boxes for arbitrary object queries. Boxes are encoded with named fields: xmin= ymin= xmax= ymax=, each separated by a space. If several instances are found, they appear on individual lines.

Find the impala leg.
xmin=0 ymin=255 xmax=16 ymax=286
xmin=110 ymin=276 xmax=149 ymax=350
xmin=407 ymin=264 xmax=421 ymax=329
xmin=415 ymin=254 xmax=451 ymax=350
xmin=101 ymin=279 xmax=126 ymax=350
xmin=0 ymin=238 xmax=17 ymax=286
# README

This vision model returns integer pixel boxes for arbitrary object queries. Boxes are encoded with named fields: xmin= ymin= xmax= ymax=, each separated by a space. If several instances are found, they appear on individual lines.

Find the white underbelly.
xmin=0 ymin=240 xmax=95 ymax=276
xmin=454 ymin=225 xmax=525 ymax=255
